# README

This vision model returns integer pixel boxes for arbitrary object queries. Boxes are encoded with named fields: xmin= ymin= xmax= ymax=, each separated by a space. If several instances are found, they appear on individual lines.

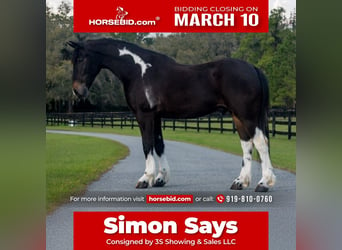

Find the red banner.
xmin=74 ymin=211 xmax=268 ymax=249
xmin=73 ymin=0 xmax=269 ymax=33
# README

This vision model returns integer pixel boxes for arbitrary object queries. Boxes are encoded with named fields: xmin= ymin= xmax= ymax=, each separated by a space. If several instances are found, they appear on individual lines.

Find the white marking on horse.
xmin=144 ymin=86 xmax=156 ymax=108
xmin=118 ymin=47 xmax=152 ymax=77
xmin=253 ymin=128 xmax=276 ymax=187
xmin=234 ymin=140 xmax=253 ymax=187
xmin=138 ymin=152 xmax=156 ymax=187
xmin=155 ymin=153 xmax=170 ymax=184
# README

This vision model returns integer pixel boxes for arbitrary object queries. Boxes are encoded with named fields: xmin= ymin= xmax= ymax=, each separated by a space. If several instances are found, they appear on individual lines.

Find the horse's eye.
xmin=77 ymin=57 xmax=85 ymax=62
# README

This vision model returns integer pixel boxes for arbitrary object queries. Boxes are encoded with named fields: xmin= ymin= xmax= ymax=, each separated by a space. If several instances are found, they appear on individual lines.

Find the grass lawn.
xmin=46 ymin=133 xmax=129 ymax=212
xmin=47 ymin=125 xmax=296 ymax=173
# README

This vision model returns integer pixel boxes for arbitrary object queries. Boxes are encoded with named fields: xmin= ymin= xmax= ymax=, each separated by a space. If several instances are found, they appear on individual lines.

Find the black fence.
xmin=46 ymin=109 xmax=296 ymax=139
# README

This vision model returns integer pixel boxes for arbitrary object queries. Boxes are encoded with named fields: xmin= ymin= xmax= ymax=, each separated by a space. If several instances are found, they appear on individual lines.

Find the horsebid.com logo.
xmin=88 ymin=6 xmax=157 ymax=26
xmin=116 ymin=6 xmax=128 ymax=20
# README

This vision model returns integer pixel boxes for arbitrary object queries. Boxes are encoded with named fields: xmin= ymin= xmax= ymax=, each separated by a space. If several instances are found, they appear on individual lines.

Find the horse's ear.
xmin=67 ymin=41 xmax=80 ymax=49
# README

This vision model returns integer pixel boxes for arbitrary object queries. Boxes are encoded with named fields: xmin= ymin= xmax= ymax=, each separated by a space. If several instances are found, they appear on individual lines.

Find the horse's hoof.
xmin=230 ymin=182 xmax=243 ymax=190
xmin=153 ymin=178 xmax=166 ymax=187
xmin=136 ymin=181 xmax=148 ymax=188
xmin=255 ymin=184 xmax=269 ymax=192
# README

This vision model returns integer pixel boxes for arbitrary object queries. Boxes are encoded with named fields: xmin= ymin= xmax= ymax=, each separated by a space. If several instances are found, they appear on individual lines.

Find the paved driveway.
xmin=46 ymin=130 xmax=296 ymax=250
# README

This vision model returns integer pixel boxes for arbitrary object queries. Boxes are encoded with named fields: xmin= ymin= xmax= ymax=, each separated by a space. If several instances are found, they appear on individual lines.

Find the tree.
xmin=46 ymin=3 xmax=75 ymax=112
xmin=232 ymin=8 xmax=296 ymax=108
xmin=152 ymin=33 xmax=237 ymax=64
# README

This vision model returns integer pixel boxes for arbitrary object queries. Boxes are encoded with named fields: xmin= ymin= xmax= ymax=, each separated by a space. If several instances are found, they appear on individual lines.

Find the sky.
xmin=269 ymin=0 xmax=296 ymax=14
xmin=47 ymin=0 xmax=296 ymax=15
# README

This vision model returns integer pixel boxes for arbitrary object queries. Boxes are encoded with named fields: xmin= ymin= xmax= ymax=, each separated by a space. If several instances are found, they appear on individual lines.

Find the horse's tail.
xmin=255 ymin=67 xmax=270 ymax=150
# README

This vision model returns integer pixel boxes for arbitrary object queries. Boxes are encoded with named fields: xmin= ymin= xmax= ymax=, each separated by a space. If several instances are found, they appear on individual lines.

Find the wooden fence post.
xmin=288 ymin=111 xmax=292 ymax=140
xmin=197 ymin=118 xmax=200 ymax=132
xmin=232 ymin=119 xmax=236 ymax=134
xmin=131 ymin=116 xmax=134 ymax=129
xmin=82 ymin=113 xmax=85 ymax=127
xmin=208 ymin=115 xmax=211 ymax=133
xmin=272 ymin=111 xmax=276 ymax=137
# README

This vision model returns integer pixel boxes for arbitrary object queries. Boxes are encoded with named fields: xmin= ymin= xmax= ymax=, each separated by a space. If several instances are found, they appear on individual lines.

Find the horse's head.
xmin=67 ymin=41 xmax=102 ymax=99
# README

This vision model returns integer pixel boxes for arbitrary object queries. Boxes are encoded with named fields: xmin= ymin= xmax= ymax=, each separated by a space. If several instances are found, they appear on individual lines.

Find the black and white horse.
xmin=68 ymin=38 xmax=276 ymax=192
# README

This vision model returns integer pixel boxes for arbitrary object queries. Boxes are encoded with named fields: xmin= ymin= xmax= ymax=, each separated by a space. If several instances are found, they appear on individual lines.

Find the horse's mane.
xmin=86 ymin=38 xmax=176 ymax=63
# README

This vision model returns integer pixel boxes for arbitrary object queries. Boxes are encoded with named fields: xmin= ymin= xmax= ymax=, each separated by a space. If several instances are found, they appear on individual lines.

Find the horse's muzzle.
xmin=72 ymin=81 xmax=88 ymax=99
